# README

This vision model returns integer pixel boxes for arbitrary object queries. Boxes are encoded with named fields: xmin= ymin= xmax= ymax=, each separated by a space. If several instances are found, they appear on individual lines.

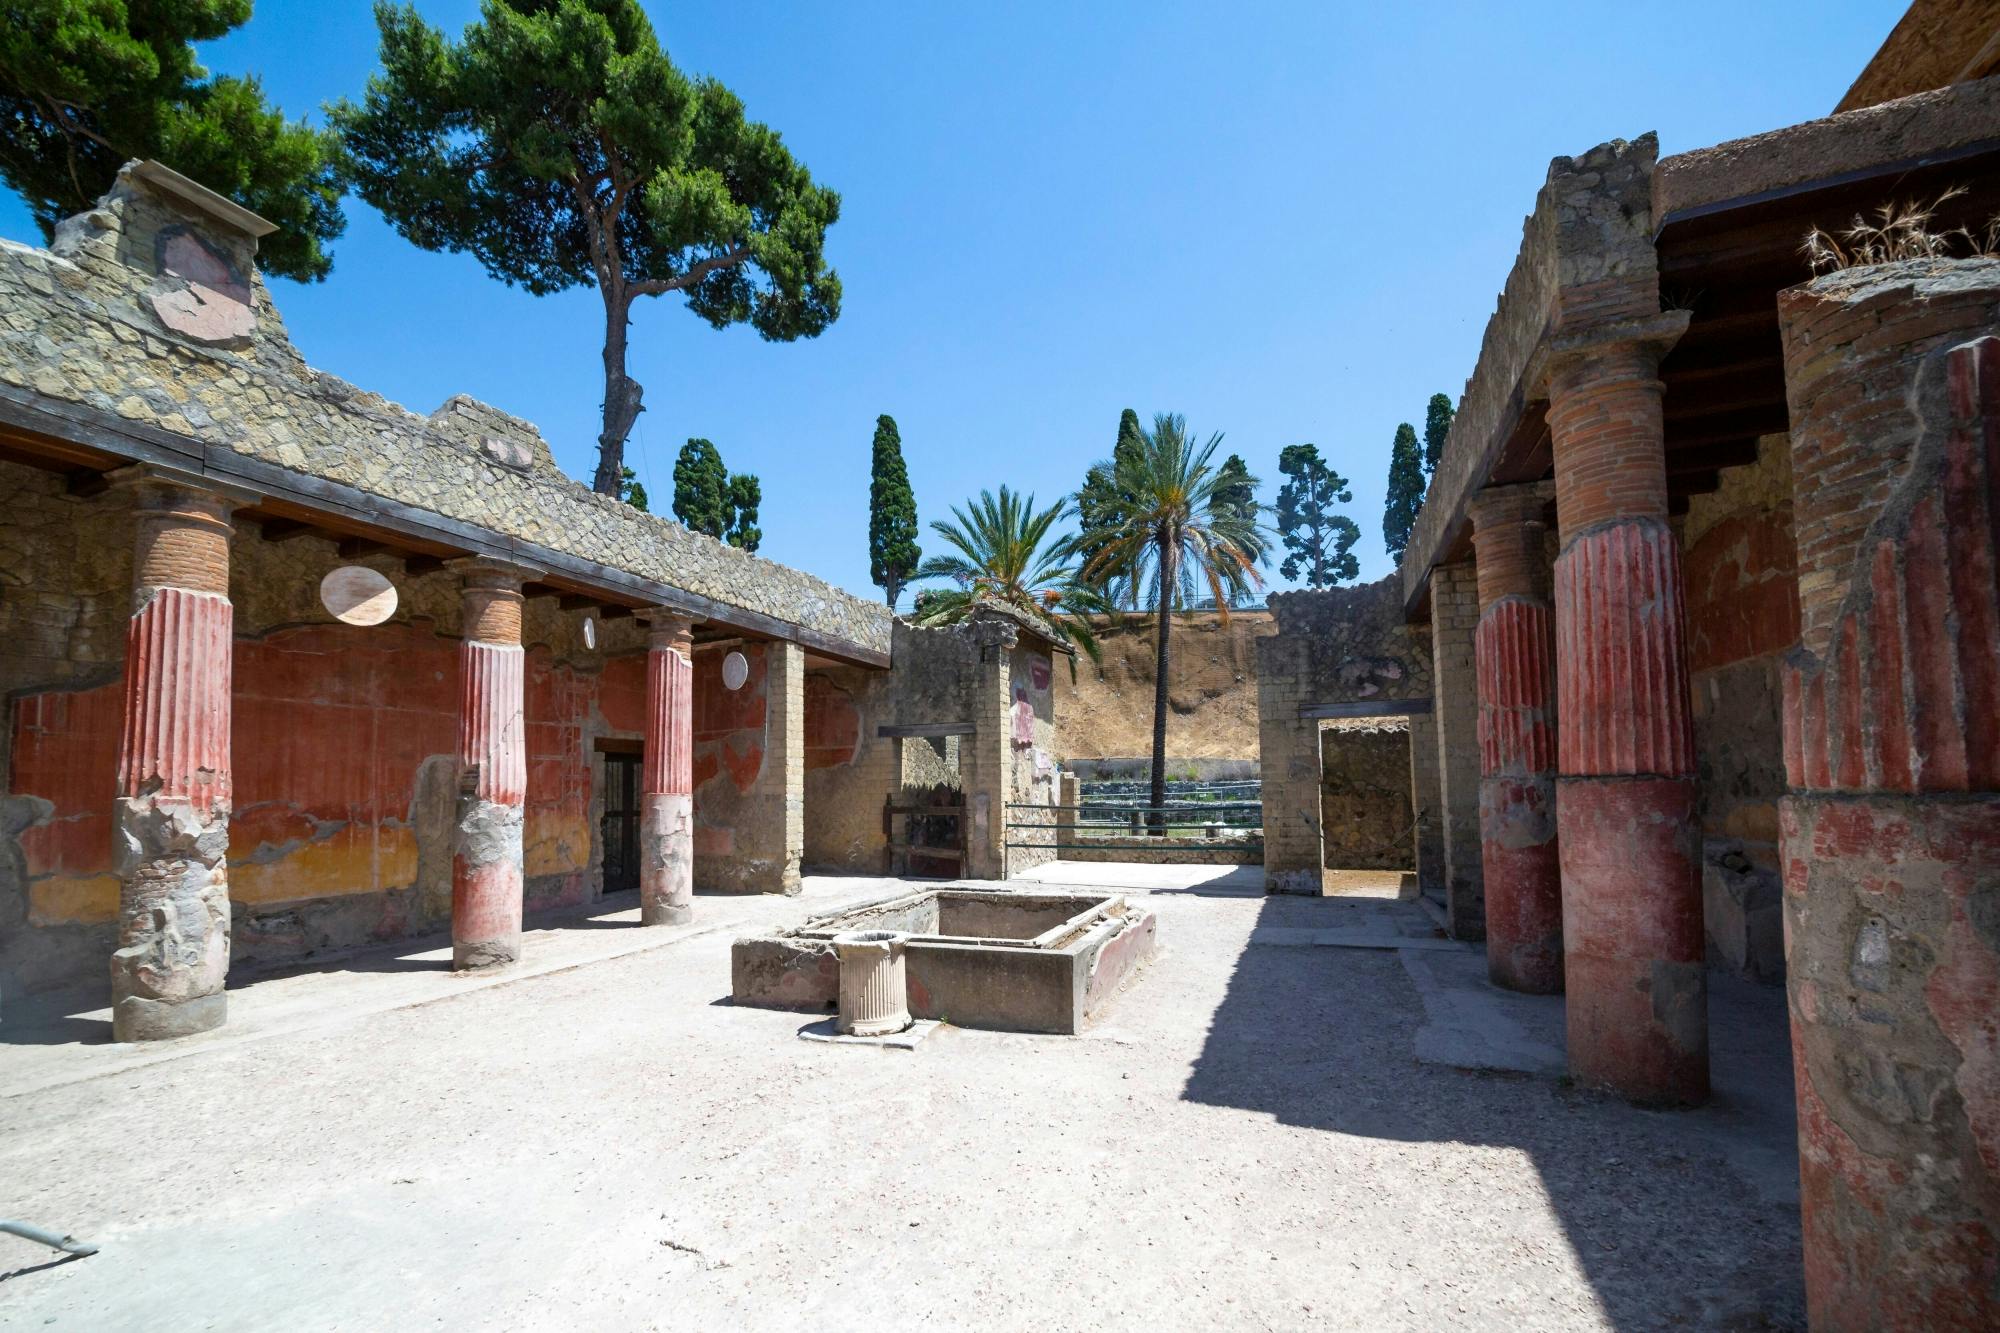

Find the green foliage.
xmin=1080 ymin=413 xmax=1270 ymax=613
xmin=618 ymin=464 xmax=648 ymax=511
xmin=1275 ymin=443 xmax=1360 ymax=588
xmin=867 ymin=414 xmax=920 ymax=609
xmin=1423 ymin=392 xmax=1455 ymax=475
xmin=672 ymin=438 xmax=729 ymax=535
xmin=910 ymin=486 xmax=1108 ymax=667
xmin=726 ymin=472 xmax=761 ymax=553
xmin=1073 ymin=407 xmax=1148 ymax=580
xmin=1382 ymin=422 xmax=1425 ymax=560
xmin=331 ymin=0 xmax=841 ymax=493
xmin=0 ymin=0 xmax=345 ymax=282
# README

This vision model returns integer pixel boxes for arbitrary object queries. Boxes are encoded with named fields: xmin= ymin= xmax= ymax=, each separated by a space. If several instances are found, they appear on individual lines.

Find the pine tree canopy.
xmin=1423 ymin=392 xmax=1455 ymax=475
xmin=1383 ymin=422 xmax=1426 ymax=560
xmin=1275 ymin=443 xmax=1360 ymax=589
xmin=867 ymin=414 xmax=920 ymax=608
xmin=0 ymin=0 xmax=345 ymax=282
xmin=726 ymin=473 xmax=761 ymax=553
xmin=331 ymin=0 xmax=840 ymax=494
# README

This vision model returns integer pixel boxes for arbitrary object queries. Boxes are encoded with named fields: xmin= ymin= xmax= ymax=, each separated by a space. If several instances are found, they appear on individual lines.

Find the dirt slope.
xmin=1055 ymin=612 xmax=1275 ymax=760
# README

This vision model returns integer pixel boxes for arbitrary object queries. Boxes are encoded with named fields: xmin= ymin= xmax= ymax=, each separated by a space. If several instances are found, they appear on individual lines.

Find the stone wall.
xmin=1319 ymin=719 xmax=1415 ymax=870
xmin=1255 ymin=577 xmax=1434 ymax=894
xmin=1681 ymin=433 xmax=1799 ymax=980
xmin=0 ymin=165 xmax=890 ymax=662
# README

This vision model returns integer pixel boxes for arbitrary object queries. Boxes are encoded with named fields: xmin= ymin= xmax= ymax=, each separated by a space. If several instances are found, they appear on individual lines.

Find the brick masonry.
xmin=1775 ymin=258 xmax=2000 ymax=1332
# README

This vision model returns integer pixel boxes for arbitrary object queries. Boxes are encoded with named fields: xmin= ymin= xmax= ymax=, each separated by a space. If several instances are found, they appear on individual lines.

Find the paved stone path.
xmin=0 ymin=863 xmax=1804 ymax=1330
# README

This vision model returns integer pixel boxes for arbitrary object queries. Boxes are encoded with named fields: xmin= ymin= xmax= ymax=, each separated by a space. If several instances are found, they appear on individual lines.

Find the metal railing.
xmin=1004 ymin=799 xmax=1264 ymax=857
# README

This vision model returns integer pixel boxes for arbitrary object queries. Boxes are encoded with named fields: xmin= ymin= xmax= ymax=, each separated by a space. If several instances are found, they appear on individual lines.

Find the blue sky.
xmin=0 ymin=1 xmax=1902 ymax=604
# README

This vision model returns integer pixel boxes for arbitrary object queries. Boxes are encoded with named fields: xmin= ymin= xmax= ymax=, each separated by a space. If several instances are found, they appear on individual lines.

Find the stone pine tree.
xmin=333 ymin=0 xmax=841 ymax=497
xmin=1383 ymin=423 xmax=1426 ymax=559
xmin=672 ymin=437 xmax=759 ymax=549
xmin=1275 ymin=443 xmax=1361 ymax=589
xmin=1422 ymin=392 xmax=1455 ymax=476
xmin=0 ymin=0 xmax=345 ymax=281
xmin=867 ymin=414 xmax=920 ymax=609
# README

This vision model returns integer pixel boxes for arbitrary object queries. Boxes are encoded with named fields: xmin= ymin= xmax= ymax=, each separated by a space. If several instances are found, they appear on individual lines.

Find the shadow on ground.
xmin=1181 ymin=888 xmax=1805 ymax=1332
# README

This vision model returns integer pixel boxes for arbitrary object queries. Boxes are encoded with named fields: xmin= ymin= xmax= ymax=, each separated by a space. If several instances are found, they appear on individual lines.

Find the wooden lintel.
xmin=877 ymin=722 xmax=976 ymax=739
xmin=1299 ymin=699 xmax=1433 ymax=720
xmin=336 ymin=537 xmax=394 ymax=559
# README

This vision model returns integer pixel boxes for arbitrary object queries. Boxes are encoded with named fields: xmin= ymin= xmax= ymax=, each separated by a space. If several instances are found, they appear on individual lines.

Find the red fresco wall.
xmin=1684 ymin=506 xmax=1801 ymax=673
xmin=804 ymin=674 xmax=859 ymax=771
xmin=10 ymin=619 xmax=639 ymax=933
xmin=689 ymin=642 xmax=769 ymax=856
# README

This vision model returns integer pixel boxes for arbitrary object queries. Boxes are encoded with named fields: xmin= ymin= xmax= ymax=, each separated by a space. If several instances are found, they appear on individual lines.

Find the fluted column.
xmin=1468 ymin=483 xmax=1561 ymax=994
xmin=110 ymin=474 xmax=240 ymax=1041
xmin=451 ymin=558 xmax=535 ymax=971
xmin=1546 ymin=317 xmax=1707 ymax=1106
xmin=1776 ymin=262 xmax=2000 ymax=1331
xmin=639 ymin=610 xmax=697 ymax=926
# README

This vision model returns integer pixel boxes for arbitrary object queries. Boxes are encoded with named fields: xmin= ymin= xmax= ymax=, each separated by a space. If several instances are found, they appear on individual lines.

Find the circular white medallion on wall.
xmin=583 ymin=617 xmax=598 ymax=651
xmin=319 ymin=565 xmax=398 ymax=627
xmin=721 ymin=649 xmax=749 ymax=691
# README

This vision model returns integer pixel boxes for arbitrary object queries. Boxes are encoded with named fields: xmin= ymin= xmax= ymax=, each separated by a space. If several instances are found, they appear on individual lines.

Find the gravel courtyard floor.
xmin=0 ymin=862 xmax=1804 ymax=1331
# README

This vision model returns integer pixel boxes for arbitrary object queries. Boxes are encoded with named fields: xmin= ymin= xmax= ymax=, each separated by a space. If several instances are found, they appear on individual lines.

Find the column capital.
xmin=1466 ymin=481 xmax=1555 ymax=534
xmin=638 ymin=604 xmax=702 ymax=649
xmin=1529 ymin=310 xmax=1690 ymax=399
xmin=445 ymin=555 xmax=544 ymax=589
xmin=105 ymin=462 xmax=261 ymax=514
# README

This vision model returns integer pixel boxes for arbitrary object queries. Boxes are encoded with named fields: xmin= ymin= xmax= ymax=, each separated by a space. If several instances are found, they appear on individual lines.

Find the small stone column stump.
xmin=832 ymin=930 xmax=912 ymax=1037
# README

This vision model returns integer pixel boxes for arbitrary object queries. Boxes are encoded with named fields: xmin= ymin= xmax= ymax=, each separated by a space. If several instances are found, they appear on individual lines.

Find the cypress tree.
xmin=672 ymin=439 xmax=730 ymax=537
xmin=1423 ymin=392 xmax=1455 ymax=475
xmin=1383 ymin=423 xmax=1426 ymax=560
xmin=726 ymin=474 xmax=761 ymax=553
xmin=867 ymin=414 xmax=921 ymax=609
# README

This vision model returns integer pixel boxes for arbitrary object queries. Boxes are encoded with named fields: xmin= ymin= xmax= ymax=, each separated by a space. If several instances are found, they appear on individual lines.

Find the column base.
xmin=452 ymin=938 xmax=520 ymax=972
xmin=113 ymin=991 xmax=226 ymax=1042
xmin=1558 ymin=775 xmax=1707 ymax=1105
xmin=1783 ymin=792 xmax=2000 ymax=1333
xmin=640 ymin=792 xmax=694 ymax=926
xmin=1480 ymin=774 xmax=1563 ymax=994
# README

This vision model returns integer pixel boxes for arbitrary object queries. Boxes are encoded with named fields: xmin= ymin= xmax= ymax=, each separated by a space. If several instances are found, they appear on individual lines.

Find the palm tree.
xmin=1078 ymin=414 xmax=1268 ymax=831
xmin=910 ymin=486 xmax=1110 ymax=666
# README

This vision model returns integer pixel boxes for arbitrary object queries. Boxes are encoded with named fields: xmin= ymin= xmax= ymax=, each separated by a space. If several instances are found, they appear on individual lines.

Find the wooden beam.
xmin=259 ymin=517 xmax=320 ymax=543
xmin=403 ymin=556 xmax=446 ymax=577
xmin=877 ymin=722 xmax=976 ymax=739
xmin=557 ymin=594 xmax=598 ymax=612
xmin=336 ymin=537 xmax=394 ymax=559
xmin=1300 ymin=699 xmax=1433 ymax=719
xmin=65 ymin=468 xmax=111 ymax=498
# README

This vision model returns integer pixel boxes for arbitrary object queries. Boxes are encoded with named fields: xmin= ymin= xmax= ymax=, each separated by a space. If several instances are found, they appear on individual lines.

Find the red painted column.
xmin=639 ymin=611 xmax=697 ymax=926
xmin=451 ymin=559 xmax=533 ymax=971
xmin=1776 ymin=262 xmax=2000 ymax=1332
xmin=1469 ymin=484 xmax=1561 ymax=994
xmin=110 ymin=475 xmax=240 ymax=1041
xmin=1547 ymin=324 xmax=1708 ymax=1105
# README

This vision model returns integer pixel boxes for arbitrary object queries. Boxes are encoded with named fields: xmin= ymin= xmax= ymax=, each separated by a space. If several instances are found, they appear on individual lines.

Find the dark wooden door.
xmin=601 ymin=751 xmax=642 ymax=894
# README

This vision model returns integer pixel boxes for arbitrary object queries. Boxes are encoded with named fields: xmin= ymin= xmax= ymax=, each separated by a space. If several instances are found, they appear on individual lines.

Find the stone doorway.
xmin=600 ymin=750 xmax=642 ymax=894
xmin=1317 ymin=717 xmax=1416 ymax=892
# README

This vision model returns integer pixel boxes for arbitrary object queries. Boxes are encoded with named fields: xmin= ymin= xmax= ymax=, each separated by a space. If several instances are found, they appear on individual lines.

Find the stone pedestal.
xmin=1469 ymin=484 xmax=1562 ymax=994
xmin=1547 ymin=321 xmax=1708 ymax=1106
xmin=451 ymin=559 xmax=534 ymax=971
xmin=1775 ymin=261 xmax=2000 ymax=1331
xmin=832 ymin=930 xmax=912 ymax=1037
xmin=110 ymin=476 xmax=239 ymax=1042
xmin=640 ymin=613 xmax=696 ymax=926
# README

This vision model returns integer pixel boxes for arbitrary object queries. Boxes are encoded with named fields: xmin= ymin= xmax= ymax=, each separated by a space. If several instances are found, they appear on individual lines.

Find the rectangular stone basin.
xmin=731 ymin=889 xmax=1157 ymax=1034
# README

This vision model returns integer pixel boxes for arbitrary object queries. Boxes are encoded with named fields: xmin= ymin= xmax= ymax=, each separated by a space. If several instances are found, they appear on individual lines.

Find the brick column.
xmin=760 ymin=638 xmax=806 ymax=894
xmin=1429 ymin=562 xmax=1484 ymax=939
xmin=1547 ymin=318 xmax=1706 ymax=1106
xmin=110 ymin=475 xmax=240 ymax=1041
xmin=639 ymin=611 xmax=697 ymax=926
xmin=1775 ymin=262 xmax=2000 ymax=1331
xmin=450 ymin=558 xmax=535 ymax=970
xmin=1469 ymin=483 xmax=1561 ymax=993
